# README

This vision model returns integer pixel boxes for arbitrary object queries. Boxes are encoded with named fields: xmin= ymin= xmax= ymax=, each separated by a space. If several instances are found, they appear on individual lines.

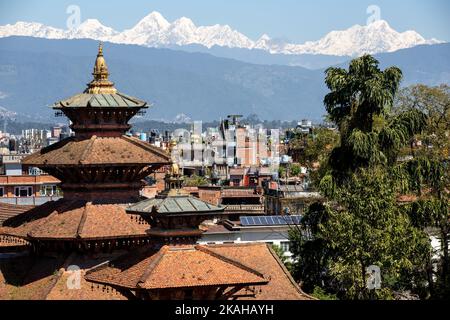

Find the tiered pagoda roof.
xmin=1 ymin=44 xmax=170 ymax=246
xmin=1 ymin=199 xmax=149 ymax=242
xmin=23 ymin=135 xmax=169 ymax=167
xmin=84 ymin=243 xmax=311 ymax=300
xmin=54 ymin=92 xmax=146 ymax=109
xmin=85 ymin=245 xmax=269 ymax=291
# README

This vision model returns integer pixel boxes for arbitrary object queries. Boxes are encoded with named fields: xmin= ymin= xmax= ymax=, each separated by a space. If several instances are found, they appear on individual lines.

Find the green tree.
xmin=290 ymin=55 xmax=432 ymax=300
xmin=322 ymin=55 xmax=426 ymax=182
xmin=290 ymin=164 xmax=302 ymax=176
xmin=289 ymin=202 xmax=333 ymax=292
xmin=395 ymin=84 xmax=450 ymax=159
xmin=321 ymin=168 xmax=430 ymax=299
xmin=393 ymin=84 xmax=450 ymax=299
xmin=183 ymin=175 xmax=209 ymax=187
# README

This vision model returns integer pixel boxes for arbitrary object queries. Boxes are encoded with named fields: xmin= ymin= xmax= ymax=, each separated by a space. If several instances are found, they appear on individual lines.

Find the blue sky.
xmin=0 ymin=0 xmax=449 ymax=42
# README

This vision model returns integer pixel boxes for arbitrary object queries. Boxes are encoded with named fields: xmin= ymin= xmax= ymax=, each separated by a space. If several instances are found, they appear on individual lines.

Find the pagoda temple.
xmin=0 ymin=45 xmax=312 ymax=300
xmin=0 ymin=43 xmax=172 ymax=254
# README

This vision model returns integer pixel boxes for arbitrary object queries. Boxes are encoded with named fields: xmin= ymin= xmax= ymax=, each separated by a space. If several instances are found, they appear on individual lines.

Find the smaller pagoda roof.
xmin=53 ymin=92 xmax=147 ymax=109
xmin=127 ymin=195 xmax=224 ymax=215
xmin=85 ymin=244 xmax=268 ymax=290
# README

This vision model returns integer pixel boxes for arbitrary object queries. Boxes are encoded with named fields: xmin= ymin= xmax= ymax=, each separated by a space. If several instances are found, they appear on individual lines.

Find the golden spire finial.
xmin=98 ymin=42 xmax=103 ymax=56
xmin=84 ymin=42 xmax=117 ymax=94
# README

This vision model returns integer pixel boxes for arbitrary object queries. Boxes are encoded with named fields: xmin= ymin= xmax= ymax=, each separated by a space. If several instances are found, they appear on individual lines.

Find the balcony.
xmin=0 ymin=196 xmax=63 ymax=206
xmin=224 ymin=204 xmax=265 ymax=213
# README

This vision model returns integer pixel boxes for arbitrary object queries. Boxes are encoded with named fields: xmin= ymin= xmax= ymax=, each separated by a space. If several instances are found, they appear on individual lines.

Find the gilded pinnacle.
xmin=84 ymin=42 xmax=117 ymax=94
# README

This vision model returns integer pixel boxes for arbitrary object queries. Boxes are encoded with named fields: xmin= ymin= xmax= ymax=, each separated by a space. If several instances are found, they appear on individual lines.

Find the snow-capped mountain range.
xmin=0 ymin=11 xmax=443 ymax=56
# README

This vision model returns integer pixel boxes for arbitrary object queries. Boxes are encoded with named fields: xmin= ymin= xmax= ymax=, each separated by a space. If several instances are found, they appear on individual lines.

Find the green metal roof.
xmin=53 ymin=92 xmax=147 ymax=108
xmin=127 ymin=195 xmax=224 ymax=215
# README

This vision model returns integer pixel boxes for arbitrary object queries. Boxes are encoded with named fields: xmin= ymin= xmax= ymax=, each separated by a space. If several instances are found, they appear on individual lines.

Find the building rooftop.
xmin=0 ymin=203 xmax=34 ymax=225
xmin=221 ymin=188 xmax=261 ymax=198
xmin=85 ymin=244 xmax=268 ymax=290
xmin=1 ymin=199 xmax=150 ymax=241
xmin=196 ymin=243 xmax=312 ymax=300
xmin=54 ymin=92 xmax=146 ymax=109
xmin=127 ymin=195 xmax=224 ymax=215
xmin=84 ymin=243 xmax=312 ymax=300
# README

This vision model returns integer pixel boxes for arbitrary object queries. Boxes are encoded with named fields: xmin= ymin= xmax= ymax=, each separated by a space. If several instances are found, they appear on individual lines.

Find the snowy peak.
xmin=69 ymin=19 xmax=118 ymax=40
xmin=0 ymin=21 xmax=66 ymax=39
xmin=165 ymin=17 xmax=198 ymax=45
xmin=134 ymin=11 xmax=170 ymax=31
xmin=343 ymin=20 xmax=440 ymax=55
xmin=0 ymin=13 xmax=443 ymax=56
xmin=280 ymin=20 xmax=443 ymax=56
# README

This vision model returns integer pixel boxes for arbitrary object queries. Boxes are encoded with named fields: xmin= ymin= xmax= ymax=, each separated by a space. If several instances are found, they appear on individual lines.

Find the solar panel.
xmin=274 ymin=216 xmax=284 ymax=225
xmin=259 ymin=217 xmax=269 ymax=225
xmin=240 ymin=215 xmax=302 ymax=226
xmin=283 ymin=216 xmax=293 ymax=224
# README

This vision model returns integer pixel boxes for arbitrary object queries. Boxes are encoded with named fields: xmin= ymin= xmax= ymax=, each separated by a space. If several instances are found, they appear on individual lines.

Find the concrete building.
xmin=199 ymin=215 xmax=304 ymax=261
xmin=264 ymin=184 xmax=322 ymax=215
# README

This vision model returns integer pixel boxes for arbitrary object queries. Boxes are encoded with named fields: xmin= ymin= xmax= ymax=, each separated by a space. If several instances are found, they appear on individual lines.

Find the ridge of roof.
xmin=121 ymin=135 xmax=171 ymax=161
xmin=76 ymin=204 xmax=89 ymax=239
xmin=266 ymin=244 xmax=317 ymax=300
xmin=136 ymin=246 xmax=168 ymax=288
xmin=195 ymin=245 xmax=266 ymax=279
xmin=79 ymin=135 xmax=97 ymax=164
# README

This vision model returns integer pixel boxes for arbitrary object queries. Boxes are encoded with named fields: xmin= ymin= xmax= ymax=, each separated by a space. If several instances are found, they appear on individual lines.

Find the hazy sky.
xmin=0 ymin=0 xmax=449 ymax=43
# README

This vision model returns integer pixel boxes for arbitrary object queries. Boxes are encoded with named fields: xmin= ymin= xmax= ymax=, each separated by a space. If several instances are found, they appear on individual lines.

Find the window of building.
xmin=40 ymin=184 xmax=59 ymax=196
xmin=0 ymin=187 xmax=4 ymax=197
xmin=280 ymin=241 xmax=290 ymax=253
xmin=28 ymin=167 xmax=43 ymax=176
xmin=14 ymin=186 xmax=33 ymax=197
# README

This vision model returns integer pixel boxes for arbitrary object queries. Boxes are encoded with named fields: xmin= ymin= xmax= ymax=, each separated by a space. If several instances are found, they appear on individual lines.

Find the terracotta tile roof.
xmin=45 ymin=252 xmax=129 ymax=300
xmin=23 ymin=135 xmax=170 ymax=167
xmin=202 ymin=224 xmax=230 ymax=234
xmin=0 ymin=255 xmax=66 ymax=300
xmin=0 ymin=253 xmax=128 ymax=300
xmin=204 ymin=243 xmax=314 ymax=300
xmin=0 ymin=244 xmax=313 ymax=300
xmin=0 ymin=203 xmax=35 ymax=225
xmin=0 ymin=199 xmax=150 ymax=240
xmin=85 ymin=244 xmax=268 ymax=290
xmin=221 ymin=189 xmax=261 ymax=198
xmin=0 ymin=175 xmax=60 ymax=185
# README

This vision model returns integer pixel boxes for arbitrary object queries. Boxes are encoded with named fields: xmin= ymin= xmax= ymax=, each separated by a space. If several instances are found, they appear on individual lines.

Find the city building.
xmin=0 ymin=154 xmax=61 ymax=205
xmin=197 ymin=186 xmax=265 ymax=218
xmin=264 ymin=183 xmax=322 ymax=215
xmin=199 ymin=215 xmax=304 ymax=261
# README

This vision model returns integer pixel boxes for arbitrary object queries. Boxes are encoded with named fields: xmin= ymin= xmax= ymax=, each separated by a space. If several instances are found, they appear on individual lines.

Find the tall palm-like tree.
xmin=323 ymin=55 xmax=427 ymax=181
